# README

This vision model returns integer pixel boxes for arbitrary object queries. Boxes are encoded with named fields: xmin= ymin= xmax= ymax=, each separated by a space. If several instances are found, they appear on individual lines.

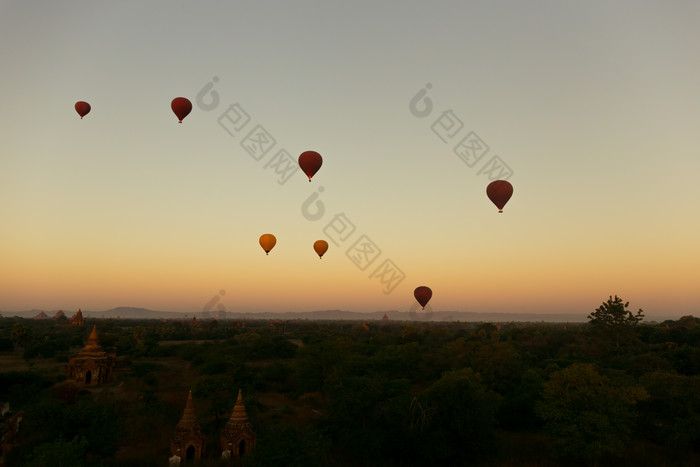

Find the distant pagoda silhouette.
xmin=69 ymin=309 xmax=84 ymax=326
xmin=170 ymin=390 xmax=206 ymax=465
xmin=221 ymin=389 xmax=256 ymax=460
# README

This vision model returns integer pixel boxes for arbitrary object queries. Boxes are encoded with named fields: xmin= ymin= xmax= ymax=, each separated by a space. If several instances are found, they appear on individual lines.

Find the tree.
xmin=132 ymin=325 xmax=146 ymax=344
xmin=639 ymin=371 xmax=700 ymax=451
xmin=243 ymin=424 xmax=329 ymax=467
xmin=192 ymin=371 xmax=249 ymax=426
xmin=323 ymin=374 xmax=413 ymax=462
xmin=25 ymin=436 xmax=89 ymax=467
xmin=412 ymin=368 xmax=501 ymax=464
xmin=536 ymin=363 xmax=648 ymax=463
xmin=11 ymin=322 xmax=31 ymax=348
xmin=588 ymin=295 xmax=644 ymax=348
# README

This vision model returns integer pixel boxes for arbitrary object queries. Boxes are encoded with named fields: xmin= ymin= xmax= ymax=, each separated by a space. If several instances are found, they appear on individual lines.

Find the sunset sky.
xmin=1 ymin=1 xmax=699 ymax=318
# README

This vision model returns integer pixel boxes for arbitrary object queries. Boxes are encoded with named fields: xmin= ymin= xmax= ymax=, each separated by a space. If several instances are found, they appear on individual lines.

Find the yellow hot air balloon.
xmin=259 ymin=234 xmax=277 ymax=255
xmin=313 ymin=240 xmax=329 ymax=259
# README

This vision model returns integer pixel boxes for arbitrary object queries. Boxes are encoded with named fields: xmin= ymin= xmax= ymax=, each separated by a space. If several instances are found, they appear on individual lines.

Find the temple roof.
xmin=228 ymin=389 xmax=249 ymax=423
xmin=69 ymin=309 xmax=84 ymax=326
xmin=82 ymin=325 xmax=103 ymax=352
xmin=176 ymin=390 xmax=201 ymax=430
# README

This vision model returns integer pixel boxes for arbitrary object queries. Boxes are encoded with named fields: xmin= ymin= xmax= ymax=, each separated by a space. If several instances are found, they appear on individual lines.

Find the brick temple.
xmin=66 ymin=325 xmax=115 ymax=385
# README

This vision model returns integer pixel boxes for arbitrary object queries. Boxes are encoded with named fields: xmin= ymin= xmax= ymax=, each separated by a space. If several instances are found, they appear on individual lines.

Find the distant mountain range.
xmin=0 ymin=306 xmax=595 ymax=322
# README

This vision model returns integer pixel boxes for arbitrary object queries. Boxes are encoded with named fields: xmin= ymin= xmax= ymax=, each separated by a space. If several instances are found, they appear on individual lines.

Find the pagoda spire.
xmin=171 ymin=390 xmax=206 ymax=461
xmin=221 ymin=389 xmax=256 ymax=458
xmin=82 ymin=325 xmax=103 ymax=352
xmin=229 ymin=389 xmax=249 ymax=423
xmin=70 ymin=309 xmax=84 ymax=326
xmin=177 ymin=390 xmax=199 ymax=429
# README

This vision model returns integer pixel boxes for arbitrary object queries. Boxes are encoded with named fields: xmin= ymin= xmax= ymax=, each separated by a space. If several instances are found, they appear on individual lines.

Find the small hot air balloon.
xmin=486 ymin=180 xmax=513 ymax=213
xmin=313 ymin=240 xmax=329 ymax=259
xmin=259 ymin=234 xmax=277 ymax=255
xmin=414 ymin=286 xmax=432 ymax=310
xmin=75 ymin=101 xmax=91 ymax=119
xmin=298 ymin=151 xmax=323 ymax=182
xmin=171 ymin=97 xmax=192 ymax=123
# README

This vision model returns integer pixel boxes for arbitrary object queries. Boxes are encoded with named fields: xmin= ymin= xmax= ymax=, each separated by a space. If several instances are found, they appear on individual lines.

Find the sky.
xmin=1 ymin=1 xmax=699 ymax=318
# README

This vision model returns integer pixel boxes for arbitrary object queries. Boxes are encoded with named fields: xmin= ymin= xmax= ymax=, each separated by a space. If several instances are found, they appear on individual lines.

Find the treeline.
xmin=1 ymin=309 xmax=699 ymax=466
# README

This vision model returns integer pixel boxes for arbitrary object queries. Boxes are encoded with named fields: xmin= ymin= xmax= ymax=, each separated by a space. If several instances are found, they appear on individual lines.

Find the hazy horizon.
xmin=1 ymin=304 xmax=690 ymax=324
xmin=2 ymin=2 xmax=699 ymax=318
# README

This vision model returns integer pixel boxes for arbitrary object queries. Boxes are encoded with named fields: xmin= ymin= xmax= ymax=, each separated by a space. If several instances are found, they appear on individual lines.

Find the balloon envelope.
xmin=171 ymin=97 xmax=192 ymax=123
xmin=75 ymin=101 xmax=91 ymax=119
xmin=259 ymin=234 xmax=277 ymax=255
xmin=486 ymin=180 xmax=513 ymax=213
xmin=313 ymin=240 xmax=329 ymax=258
xmin=298 ymin=151 xmax=323 ymax=181
xmin=414 ymin=286 xmax=432 ymax=310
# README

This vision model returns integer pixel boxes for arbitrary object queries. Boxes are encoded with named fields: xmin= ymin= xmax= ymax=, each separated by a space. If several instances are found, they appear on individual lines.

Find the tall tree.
xmin=588 ymin=295 xmax=644 ymax=348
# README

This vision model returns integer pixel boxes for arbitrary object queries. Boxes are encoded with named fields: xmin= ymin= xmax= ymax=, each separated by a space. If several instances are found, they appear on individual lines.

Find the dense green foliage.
xmin=536 ymin=363 xmax=648 ymax=461
xmin=1 ymin=310 xmax=699 ymax=466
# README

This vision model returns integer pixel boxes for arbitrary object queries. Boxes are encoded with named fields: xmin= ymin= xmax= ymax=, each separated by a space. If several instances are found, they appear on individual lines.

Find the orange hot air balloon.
xmin=259 ymin=234 xmax=277 ymax=255
xmin=313 ymin=240 xmax=329 ymax=259
xmin=298 ymin=151 xmax=323 ymax=181
xmin=171 ymin=97 xmax=192 ymax=123
xmin=75 ymin=101 xmax=91 ymax=119
xmin=414 ymin=286 xmax=432 ymax=310
xmin=486 ymin=180 xmax=513 ymax=213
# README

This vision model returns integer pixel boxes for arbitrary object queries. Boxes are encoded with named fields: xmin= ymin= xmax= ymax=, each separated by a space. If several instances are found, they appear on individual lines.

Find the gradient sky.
xmin=1 ymin=1 xmax=699 ymax=318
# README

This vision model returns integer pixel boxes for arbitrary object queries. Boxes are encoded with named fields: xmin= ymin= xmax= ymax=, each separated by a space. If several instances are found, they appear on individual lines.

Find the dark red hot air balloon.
xmin=486 ymin=180 xmax=513 ymax=213
xmin=75 ymin=101 xmax=91 ymax=119
xmin=414 ymin=286 xmax=432 ymax=310
xmin=171 ymin=97 xmax=192 ymax=123
xmin=298 ymin=151 xmax=323 ymax=181
xmin=313 ymin=240 xmax=329 ymax=259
